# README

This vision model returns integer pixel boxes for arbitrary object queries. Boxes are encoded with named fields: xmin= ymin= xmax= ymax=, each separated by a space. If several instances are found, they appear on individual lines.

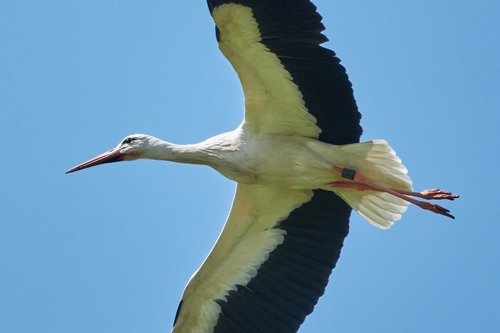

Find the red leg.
xmin=330 ymin=166 xmax=458 ymax=219
xmin=327 ymin=181 xmax=376 ymax=192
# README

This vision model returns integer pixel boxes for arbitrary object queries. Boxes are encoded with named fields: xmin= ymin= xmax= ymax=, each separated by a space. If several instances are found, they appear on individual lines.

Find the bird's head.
xmin=66 ymin=134 xmax=160 ymax=174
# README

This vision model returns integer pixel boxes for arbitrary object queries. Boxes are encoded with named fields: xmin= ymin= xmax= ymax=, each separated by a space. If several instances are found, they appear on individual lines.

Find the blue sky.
xmin=1 ymin=1 xmax=499 ymax=332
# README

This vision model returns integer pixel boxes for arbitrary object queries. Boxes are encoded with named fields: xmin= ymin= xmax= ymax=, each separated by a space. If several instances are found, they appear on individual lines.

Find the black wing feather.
xmin=214 ymin=191 xmax=351 ymax=332
xmin=206 ymin=1 xmax=360 ymax=332
xmin=208 ymin=0 xmax=362 ymax=145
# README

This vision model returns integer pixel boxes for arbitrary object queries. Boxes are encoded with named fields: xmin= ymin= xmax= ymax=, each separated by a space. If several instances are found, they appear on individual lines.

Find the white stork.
xmin=67 ymin=0 xmax=458 ymax=332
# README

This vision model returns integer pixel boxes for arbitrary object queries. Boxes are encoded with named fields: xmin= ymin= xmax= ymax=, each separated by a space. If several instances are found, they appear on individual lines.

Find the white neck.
xmin=143 ymin=136 xmax=235 ymax=167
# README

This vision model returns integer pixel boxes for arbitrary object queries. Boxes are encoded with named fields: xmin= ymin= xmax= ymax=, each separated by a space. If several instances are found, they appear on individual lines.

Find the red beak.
xmin=66 ymin=148 xmax=125 ymax=174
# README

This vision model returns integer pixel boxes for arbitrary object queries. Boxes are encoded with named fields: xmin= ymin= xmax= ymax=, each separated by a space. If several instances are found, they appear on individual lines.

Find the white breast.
xmin=206 ymin=128 xmax=339 ymax=190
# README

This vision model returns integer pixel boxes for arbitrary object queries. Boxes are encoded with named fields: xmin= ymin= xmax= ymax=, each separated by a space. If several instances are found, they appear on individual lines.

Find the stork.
xmin=66 ymin=1 xmax=458 ymax=332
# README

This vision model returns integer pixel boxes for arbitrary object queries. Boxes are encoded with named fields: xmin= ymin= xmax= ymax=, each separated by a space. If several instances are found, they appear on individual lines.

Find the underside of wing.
xmin=172 ymin=185 xmax=351 ymax=332
xmin=208 ymin=0 xmax=362 ymax=145
xmin=171 ymin=2 xmax=363 ymax=332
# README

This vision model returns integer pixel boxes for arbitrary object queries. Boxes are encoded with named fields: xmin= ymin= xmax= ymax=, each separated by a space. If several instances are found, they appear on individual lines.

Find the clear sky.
xmin=1 ymin=1 xmax=499 ymax=332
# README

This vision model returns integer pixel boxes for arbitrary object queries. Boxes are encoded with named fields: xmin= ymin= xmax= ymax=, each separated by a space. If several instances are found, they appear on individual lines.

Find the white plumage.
xmin=67 ymin=1 xmax=458 ymax=332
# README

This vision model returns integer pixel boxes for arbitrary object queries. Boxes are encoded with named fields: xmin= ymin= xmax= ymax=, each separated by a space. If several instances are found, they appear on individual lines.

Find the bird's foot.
xmin=418 ymin=189 xmax=459 ymax=200
xmin=393 ymin=188 xmax=459 ymax=201
xmin=412 ymin=200 xmax=455 ymax=219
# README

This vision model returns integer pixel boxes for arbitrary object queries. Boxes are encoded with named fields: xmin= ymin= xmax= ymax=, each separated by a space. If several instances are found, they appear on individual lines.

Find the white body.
xmin=133 ymin=126 xmax=412 ymax=230
xmin=66 ymin=2 xmax=452 ymax=332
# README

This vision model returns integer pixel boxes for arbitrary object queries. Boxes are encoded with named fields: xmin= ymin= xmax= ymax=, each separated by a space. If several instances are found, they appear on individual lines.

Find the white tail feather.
xmin=332 ymin=140 xmax=412 ymax=229
xmin=335 ymin=190 xmax=408 ymax=229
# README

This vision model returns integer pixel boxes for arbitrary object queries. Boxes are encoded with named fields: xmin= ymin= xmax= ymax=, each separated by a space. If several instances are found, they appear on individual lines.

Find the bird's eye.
xmin=122 ymin=137 xmax=136 ymax=144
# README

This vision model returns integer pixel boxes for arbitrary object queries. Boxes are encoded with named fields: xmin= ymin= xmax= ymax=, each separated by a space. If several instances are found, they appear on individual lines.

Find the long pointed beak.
xmin=66 ymin=148 xmax=125 ymax=174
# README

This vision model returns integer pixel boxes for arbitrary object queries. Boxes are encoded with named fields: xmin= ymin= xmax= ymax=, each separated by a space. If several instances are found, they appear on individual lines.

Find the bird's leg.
xmin=330 ymin=167 xmax=458 ymax=219
xmin=395 ymin=188 xmax=458 ymax=201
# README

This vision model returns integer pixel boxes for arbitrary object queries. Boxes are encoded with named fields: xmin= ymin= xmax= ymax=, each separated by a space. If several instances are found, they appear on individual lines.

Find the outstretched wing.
xmin=208 ymin=0 xmax=362 ymax=145
xmin=171 ymin=1 xmax=364 ymax=332
xmin=172 ymin=185 xmax=351 ymax=332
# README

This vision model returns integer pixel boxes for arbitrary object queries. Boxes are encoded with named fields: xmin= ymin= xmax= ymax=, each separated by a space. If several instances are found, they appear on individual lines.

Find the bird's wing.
xmin=172 ymin=184 xmax=351 ymax=332
xmin=171 ymin=1 xmax=362 ymax=331
xmin=208 ymin=0 xmax=362 ymax=145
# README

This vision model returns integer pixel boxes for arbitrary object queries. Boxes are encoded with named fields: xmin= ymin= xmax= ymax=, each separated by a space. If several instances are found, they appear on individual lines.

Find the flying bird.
xmin=67 ymin=1 xmax=458 ymax=332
